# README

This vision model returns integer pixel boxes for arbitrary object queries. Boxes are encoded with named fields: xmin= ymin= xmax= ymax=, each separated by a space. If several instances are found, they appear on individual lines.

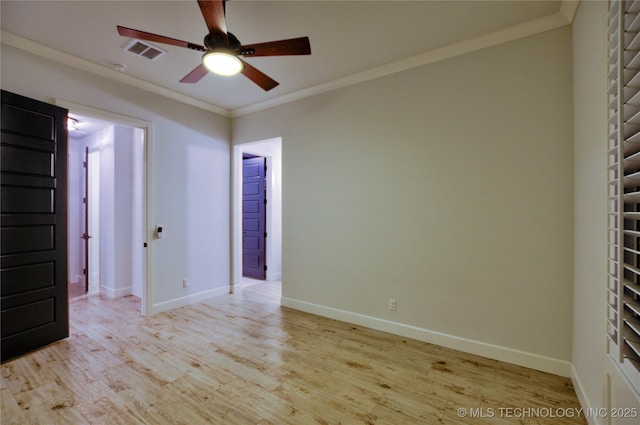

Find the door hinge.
xmin=264 ymin=199 xmax=267 ymax=204
xmin=83 ymin=161 xmax=87 ymax=168
xmin=264 ymin=265 xmax=268 ymax=271
xmin=83 ymin=197 xmax=87 ymax=204
xmin=264 ymin=232 xmax=268 ymax=238
xmin=144 ymin=242 xmax=148 ymax=248
xmin=83 ymin=268 xmax=86 ymax=275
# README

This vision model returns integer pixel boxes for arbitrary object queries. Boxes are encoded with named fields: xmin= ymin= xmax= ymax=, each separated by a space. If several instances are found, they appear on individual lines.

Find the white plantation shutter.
xmin=608 ymin=0 xmax=640 ymax=394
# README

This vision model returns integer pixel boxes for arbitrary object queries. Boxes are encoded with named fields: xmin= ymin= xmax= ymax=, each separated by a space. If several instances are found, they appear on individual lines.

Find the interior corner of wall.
xmin=560 ymin=1 xmax=579 ymax=25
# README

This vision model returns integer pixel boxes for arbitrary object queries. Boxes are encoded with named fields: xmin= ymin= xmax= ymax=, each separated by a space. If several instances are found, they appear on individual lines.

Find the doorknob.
xmin=81 ymin=233 xmax=93 ymax=240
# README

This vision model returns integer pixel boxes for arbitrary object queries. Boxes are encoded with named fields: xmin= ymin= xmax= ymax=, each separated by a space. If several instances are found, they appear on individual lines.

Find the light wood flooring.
xmin=1 ymin=282 xmax=586 ymax=424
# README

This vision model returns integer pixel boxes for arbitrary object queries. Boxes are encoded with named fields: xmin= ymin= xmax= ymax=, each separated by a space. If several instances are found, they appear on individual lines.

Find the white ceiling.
xmin=67 ymin=113 xmax=115 ymax=139
xmin=1 ymin=1 xmax=567 ymax=116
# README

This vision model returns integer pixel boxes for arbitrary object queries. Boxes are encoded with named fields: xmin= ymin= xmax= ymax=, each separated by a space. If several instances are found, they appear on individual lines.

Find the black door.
xmin=1 ymin=90 xmax=69 ymax=361
xmin=242 ymin=156 xmax=266 ymax=280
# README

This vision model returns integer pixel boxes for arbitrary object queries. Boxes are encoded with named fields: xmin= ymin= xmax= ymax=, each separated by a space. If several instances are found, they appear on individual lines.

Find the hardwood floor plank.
xmin=271 ymin=379 xmax=377 ymax=425
xmin=74 ymin=386 xmax=130 ymax=423
xmin=1 ymin=282 xmax=587 ymax=424
xmin=11 ymin=381 xmax=89 ymax=425
xmin=1 ymin=375 xmax=27 ymax=425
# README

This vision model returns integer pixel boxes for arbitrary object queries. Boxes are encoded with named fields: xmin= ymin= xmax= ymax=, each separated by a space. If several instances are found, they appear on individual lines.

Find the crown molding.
xmin=2 ymin=1 xmax=576 ymax=120
xmin=0 ymin=30 xmax=231 ymax=118
xmin=231 ymin=10 xmax=571 ymax=117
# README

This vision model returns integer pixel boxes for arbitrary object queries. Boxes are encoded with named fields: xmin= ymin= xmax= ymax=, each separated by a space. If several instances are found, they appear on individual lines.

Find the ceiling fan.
xmin=117 ymin=0 xmax=311 ymax=91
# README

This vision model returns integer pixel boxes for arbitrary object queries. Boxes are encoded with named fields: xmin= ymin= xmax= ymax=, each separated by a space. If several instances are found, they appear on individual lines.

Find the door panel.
xmin=1 ymin=299 xmax=55 ymax=337
xmin=1 ymin=187 xmax=54 ymax=213
xmin=1 ymin=262 xmax=55 ymax=296
xmin=1 ymin=145 xmax=54 ymax=175
xmin=1 ymin=226 xmax=55 ymax=253
xmin=242 ymin=157 xmax=266 ymax=280
xmin=1 ymin=90 xmax=69 ymax=362
xmin=1 ymin=103 xmax=55 ymax=139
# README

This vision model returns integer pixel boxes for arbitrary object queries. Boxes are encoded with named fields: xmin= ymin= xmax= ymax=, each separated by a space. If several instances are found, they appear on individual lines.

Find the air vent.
xmin=121 ymin=39 xmax=166 ymax=61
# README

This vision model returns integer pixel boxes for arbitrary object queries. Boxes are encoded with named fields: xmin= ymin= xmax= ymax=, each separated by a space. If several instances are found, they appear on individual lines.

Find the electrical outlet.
xmin=388 ymin=298 xmax=397 ymax=311
xmin=182 ymin=279 xmax=189 ymax=288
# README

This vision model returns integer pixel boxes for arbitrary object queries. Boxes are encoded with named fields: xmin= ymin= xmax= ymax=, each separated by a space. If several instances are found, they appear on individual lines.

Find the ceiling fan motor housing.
xmin=204 ymin=32 xmax=253 ymax=55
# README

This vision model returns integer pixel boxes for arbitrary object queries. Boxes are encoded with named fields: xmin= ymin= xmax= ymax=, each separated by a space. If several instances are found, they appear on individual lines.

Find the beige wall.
xmin=233 ymin=27 xmax=574 ymax=370
xmin=571 ymin=0 xmax=608 ymax=416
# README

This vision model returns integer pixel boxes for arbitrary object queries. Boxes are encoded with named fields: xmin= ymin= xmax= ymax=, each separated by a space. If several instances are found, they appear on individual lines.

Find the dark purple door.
xmin=242 ymin=157 xmax=266 ymax=280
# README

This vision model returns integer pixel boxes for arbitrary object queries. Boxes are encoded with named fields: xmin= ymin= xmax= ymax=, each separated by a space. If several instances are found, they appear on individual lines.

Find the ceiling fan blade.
xmin=180 ymin=64 xmax=209 ymax=83
xmin=198 ymin=0 xmax=228 ymax=43
xmin=240 ymin=37 xmax=311 ymax=57
xmin=117 ymin=26 xmax=205 ymax=51
xmin=240 ymin=60 xmax=279 ymax=91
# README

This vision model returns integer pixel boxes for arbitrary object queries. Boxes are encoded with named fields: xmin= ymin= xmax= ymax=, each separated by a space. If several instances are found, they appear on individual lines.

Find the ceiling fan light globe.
xmin=202 ymin=52 xmax=243 ymax=76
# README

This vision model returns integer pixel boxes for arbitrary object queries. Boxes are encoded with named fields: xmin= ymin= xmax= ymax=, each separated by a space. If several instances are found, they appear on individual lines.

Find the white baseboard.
xmin=281 ymin=296 xmax=572 ymax=378
xmin=150 ymin=286 xmax=230 ymax=315
xmin=101 ymin=285 xmax=132 ymax=299
xmin=267 ymin=271 xmax=282 ymax=282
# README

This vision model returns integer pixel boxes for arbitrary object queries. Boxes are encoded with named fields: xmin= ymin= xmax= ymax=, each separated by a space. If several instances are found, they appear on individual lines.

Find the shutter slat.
xmin=625 ymin=12 xmax=640 ymax=32
xmin=625 ymin=339 xmax=640 ymax=360
xmin=629 ymin=1 xmax=640 ymax=14
xmin=623 ymin=191 xmax=640 ymax=203
xmin=625 ymin=49 xmax=640 ymax=68
xmin=624 ymin=295 xmax=640 ymax=318
xmin=625 ymin=317 xmax=640 ymax=340
xmin=625 ymin=282 xmax=640 ymax=298
xmin=625 ymin=131 xmax=640 ymax=144
xmin=627 ymin=71 xmax=640 ymax=88
xmin=628 ymin=30 xmax=640 ymax=51
xmin=623 ymin=170 xmax=640 ymax=186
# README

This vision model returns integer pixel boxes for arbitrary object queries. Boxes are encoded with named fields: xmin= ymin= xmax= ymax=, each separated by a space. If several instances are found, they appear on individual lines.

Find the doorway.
xmin=233 ymin=138 xmax=282 ymax=293
xmin=61 ymin=100 xmax=151 ymax=315
xmin=68 ymin=147 xmax=101 ymax=299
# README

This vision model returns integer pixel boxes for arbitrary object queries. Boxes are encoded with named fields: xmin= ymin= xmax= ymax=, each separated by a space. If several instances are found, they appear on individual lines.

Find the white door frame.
xmin=56 ymin=100 xmax=154 ymax=316
xmin=232 ymin=137 xmax=282 ymax=293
